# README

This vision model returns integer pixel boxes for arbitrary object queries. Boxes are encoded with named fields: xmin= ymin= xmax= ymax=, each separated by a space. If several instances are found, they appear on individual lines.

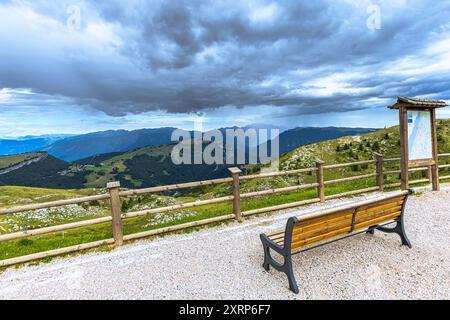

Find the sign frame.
xmin=405 ymin=109 xmax=434 ymax=166
xmin=398 ymin=106 xmax=439 ymax=190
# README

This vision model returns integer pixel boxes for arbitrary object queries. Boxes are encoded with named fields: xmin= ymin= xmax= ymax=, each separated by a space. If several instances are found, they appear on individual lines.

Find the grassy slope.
xmin=0 ymin=152 xmax=43 ymax=170
xmin=83 ymin=145 xmax=173 ymax=188
xmin=0 ymin=186 xmax=97 ymax=208
xmin=1 ymin=121 xmax=449 ymax=263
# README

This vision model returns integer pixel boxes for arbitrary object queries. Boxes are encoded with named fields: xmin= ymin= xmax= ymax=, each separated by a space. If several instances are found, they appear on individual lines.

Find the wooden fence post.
xmin=425 ymin=164 xmax=432 ymax=183
xmin=375 ymin=153 xmax=384 ymax=192
xmin=316 ymin=160 xmax=325 ymax=203
xmin=399 ymin=106 xmax=409 ymax=190
xmin=229 ymin=167 xmax=242 ymax=221
xmin=107 ymin=181 xmax=123 ymax=247
xmin=430 ymin=108 xmax=440 ymax=191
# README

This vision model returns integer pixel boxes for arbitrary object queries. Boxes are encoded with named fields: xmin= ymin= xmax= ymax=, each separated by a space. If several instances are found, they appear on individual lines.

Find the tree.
xmin=372 ymin=141 xmax=380 ymax=151
xmin=348 ymin=149 xmax=355 ymax=158
xmin=121 ymin=199 xmax=129 ymax=211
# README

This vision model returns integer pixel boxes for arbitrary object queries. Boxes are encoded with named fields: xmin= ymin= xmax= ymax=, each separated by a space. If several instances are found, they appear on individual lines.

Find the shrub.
xmin=372 ymin=141 xmax=380 ymax=151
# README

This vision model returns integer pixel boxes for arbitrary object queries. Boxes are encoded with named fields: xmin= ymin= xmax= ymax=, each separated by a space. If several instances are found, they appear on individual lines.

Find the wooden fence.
xmin=1 ymin=153 xmax=449 ymax=267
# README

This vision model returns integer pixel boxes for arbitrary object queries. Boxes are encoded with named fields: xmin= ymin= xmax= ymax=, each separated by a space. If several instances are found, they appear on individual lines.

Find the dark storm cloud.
xmin=0 ymin=0 xmax=450 ymax=117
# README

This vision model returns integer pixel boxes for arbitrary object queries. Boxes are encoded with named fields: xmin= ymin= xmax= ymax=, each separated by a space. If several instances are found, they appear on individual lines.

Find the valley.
xmin=0 ymin=120 xmax=449 ymax=263
xmin=0 ymin=125 xmax=377 ymax=189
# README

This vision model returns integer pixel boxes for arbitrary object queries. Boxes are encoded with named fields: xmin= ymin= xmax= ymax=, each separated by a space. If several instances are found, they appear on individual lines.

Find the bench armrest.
xmin=260 ymin=233 xmax=285 ymax=254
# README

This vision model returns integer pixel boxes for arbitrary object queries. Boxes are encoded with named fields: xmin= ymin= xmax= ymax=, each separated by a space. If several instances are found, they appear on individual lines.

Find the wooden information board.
xmin=389 ymin=97 xmax=447 ymax=191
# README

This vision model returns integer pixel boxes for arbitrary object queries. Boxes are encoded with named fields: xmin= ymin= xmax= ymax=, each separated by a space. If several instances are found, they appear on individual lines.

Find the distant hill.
xmin=0 ymin=128 xmax=188 ymax=161
xmin=0 ymin=143 xmax=234 ymax=189
xmin=5 ymin=121 xmax=447 ymax=191
xmin=0 ymin=152 xmax=43 ymax=170
xmin=0 ymin=153 xmax=86 ymax=189
xmin=43 ymin=128 xmax=181 ymax=162
xmin=74 ymin=152 xmax=124 ymax=166
xmin=0 ymin=125 xmax=365 ymax=163
xmin=278 ymin=119 xmax=450 ymax=171
xmin=269 ymin=127 xmax=378 ymax=155
xmin=0 ymin=135 xmax=71 ymax=155
xmin=80 ymin=143 xmax=235 ymax=189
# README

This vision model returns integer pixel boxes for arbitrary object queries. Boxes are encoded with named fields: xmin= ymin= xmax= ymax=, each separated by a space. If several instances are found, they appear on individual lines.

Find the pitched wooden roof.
xmin=389 ymin=97 xmax=447 ymax=109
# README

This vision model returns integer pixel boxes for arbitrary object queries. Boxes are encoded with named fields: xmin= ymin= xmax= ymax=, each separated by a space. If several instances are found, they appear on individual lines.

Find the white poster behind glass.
xmin=407 ymin=110 xmax=432 ymax=161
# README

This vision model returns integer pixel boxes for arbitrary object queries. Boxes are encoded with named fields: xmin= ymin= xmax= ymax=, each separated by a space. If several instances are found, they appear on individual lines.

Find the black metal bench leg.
xmin=262 ymin=242 xmax=271 ymax=271
xmin=283 ymin=254 xmax=299 ymax=294
xmin=260 ymin=235 xmax=299 ymax=294
xmin=366 ymin=226 xmax=376 ymax=235
xmin=376 ymin=219 xmax=412 ymax=248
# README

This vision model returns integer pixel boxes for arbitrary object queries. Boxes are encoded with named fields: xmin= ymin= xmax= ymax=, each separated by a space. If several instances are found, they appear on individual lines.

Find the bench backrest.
xmin=286 ymin=190 xmax=411 ymax=251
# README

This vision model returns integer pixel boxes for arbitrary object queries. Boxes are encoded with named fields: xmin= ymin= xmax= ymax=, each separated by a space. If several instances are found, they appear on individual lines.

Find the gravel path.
xmin=0 ymin=188 xmax=449 ymax=300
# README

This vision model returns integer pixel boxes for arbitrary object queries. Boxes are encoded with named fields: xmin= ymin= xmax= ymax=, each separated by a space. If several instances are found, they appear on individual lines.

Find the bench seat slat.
xmin=266 ymin=197 xmax=405 ymax=238
xmin=355 ymin=211 xmax=401 ymax=230
xmin=269 ymin=212 xmax=355 ymax=241
xmin=274 ymin=205 xmax=404 ymax=246
xmin=356 ymin=206 xmax=403 ymax=224
xmin=295 ymin=203 xmax=402 ymax=237
xmin=291 ymin=226 xmax=353 ymax=250
xmin=269 ymin=203 xmax=404 ymax=244
xmin=274 ymin=207 xmax=400 ymax=246
xmin=266 ymin=211 xmax=352 ymax=238
xmin=357 ymin=200 xmax=404 ymax=215
xmin=290 ymin=210 xmax=401 ymax=251
xmin=290 ymin=219 xmax=352 ymax=244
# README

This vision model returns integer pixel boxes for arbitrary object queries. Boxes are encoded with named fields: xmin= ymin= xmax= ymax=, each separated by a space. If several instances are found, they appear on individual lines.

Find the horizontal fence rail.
xmin=0 ymin=216 xmax=113 ymax=242
xmin=0 ymin=153 xmax=449 ymax=267
xmin=118 ymin=177 xmax=234 ymax=197
xmin=239 ymin=183 xmax=319 ymax=199
xmin=324 ymin=174 xmax=378 ymax=186
xmin=122 ymin=195 xmax=235 ymax=220
xmin=239 ymin=167 xmax=317 ymax=181
xmin=0 ymin=194 xmax=111 ymax=216
xmin=323 ymin=160 xmax=377 ymax=169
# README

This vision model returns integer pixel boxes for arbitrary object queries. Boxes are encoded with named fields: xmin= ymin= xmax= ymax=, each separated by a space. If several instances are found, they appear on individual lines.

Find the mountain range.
xmin=0 ymin=125 xmax=379 ymax=189
xmin=264 ymin=126 xmax=378 ymax=155
xmin=0 ymin=134 xmax=72 ymax=156
xmin=0 ymin=125 xmax=375 ymax=162
xmin=42 ymin=127 xmax=179 ymax=162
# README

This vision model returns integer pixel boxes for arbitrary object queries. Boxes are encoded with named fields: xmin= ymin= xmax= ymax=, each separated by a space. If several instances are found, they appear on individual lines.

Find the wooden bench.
xmin=260 ymin=190 xmax=413 ymax=294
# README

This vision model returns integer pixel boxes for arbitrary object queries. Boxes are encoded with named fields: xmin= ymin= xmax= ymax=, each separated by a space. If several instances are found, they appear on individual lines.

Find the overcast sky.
xmin=0 ymin=0 xmax=449 ymax=137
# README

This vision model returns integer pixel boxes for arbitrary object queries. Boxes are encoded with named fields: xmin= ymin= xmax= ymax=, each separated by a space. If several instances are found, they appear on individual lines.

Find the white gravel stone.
xmin=0 ymin=187 xmax=449 ymax=300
